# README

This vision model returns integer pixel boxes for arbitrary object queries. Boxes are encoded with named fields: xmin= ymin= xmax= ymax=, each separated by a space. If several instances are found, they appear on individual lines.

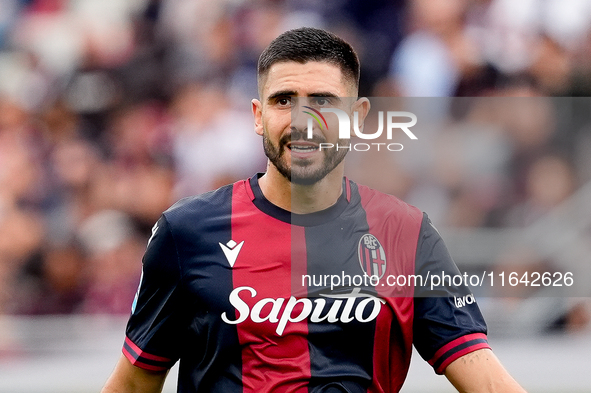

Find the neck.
xmin=258 ymin=164 xmax=344 ymax=214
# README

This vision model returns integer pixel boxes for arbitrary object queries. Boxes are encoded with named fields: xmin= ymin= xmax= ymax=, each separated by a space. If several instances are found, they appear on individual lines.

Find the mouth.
xmin=286 ymin=141 xmax=319 ymax=154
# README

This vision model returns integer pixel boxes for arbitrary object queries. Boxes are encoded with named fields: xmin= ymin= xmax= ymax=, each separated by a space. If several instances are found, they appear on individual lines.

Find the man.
xmin=101 ymin=28 xmax=526 ymax=393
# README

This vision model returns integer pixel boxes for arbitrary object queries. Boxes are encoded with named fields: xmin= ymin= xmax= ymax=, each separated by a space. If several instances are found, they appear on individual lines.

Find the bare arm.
xmin=101 ymin=355 xmax=169 ymax=393
xmin=444 ymin=349 xmax=527 ymax=393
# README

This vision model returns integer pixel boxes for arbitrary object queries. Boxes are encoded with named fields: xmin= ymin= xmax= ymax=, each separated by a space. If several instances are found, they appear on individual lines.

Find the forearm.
xmin=445 ymin=349 xmax=527 ymax=393
xmin=101 ymin=355 xmax=168 ymax=393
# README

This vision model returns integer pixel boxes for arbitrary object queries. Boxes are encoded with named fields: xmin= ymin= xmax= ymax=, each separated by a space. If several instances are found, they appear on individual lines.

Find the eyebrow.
xmin=266 ymin=90 xmax=342 ymax=103
xmin=267 ymin=90 xmax=297 ymax=102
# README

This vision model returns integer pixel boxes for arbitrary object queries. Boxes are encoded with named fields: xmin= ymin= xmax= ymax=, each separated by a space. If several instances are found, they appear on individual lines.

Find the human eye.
xmin=275 ymin=96 xmax=293 ymax=108
xmin=310 ymin=97 xmax=332 ymax=107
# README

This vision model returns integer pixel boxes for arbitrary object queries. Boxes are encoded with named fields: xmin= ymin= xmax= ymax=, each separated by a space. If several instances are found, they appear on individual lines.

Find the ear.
xmin=351 ymin=97 xmax=370 ymax=131
xmin=252 ymin=99 xmax=264 ymax=136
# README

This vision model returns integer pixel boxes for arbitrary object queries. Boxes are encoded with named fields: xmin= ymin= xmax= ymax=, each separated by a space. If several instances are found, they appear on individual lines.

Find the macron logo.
xmin=219 ymin=240 xmax=244 ymax=267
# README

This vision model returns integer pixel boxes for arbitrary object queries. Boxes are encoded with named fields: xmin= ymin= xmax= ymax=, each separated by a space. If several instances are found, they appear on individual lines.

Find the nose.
xmin=290 ymin=101 xmax=310 ymax=135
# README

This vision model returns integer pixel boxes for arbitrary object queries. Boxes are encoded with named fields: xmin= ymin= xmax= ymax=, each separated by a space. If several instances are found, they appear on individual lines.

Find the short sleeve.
xmin=123 ymin=215 xmax=185 ymax=371
xmin=413 ymin=213 xmax=491 ymax=374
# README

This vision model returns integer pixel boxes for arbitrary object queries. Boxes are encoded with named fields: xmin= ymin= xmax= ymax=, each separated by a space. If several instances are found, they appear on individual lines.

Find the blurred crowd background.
xmin=0 ymin=0 xmax=590 ymax=338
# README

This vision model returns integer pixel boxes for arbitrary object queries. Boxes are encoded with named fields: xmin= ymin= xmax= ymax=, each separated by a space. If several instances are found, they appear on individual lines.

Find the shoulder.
xmin=161 ymin=181 xmax=239 ymax=231
xmin=351 ymin=180 xmax=424 ymax=225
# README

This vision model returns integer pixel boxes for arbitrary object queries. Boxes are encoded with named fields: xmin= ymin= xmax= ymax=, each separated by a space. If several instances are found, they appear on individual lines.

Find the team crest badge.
xmin=358 ymin=234 xmax=387 ymax=279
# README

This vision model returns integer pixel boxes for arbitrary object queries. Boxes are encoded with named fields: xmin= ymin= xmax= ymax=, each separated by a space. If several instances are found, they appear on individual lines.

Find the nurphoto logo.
xmin=304 ymin=105 xmax=418 ymax=152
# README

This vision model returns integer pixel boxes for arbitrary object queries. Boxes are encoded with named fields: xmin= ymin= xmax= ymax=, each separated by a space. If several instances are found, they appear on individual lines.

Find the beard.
xmin=263 ymin=128 xmax=348 ymax=185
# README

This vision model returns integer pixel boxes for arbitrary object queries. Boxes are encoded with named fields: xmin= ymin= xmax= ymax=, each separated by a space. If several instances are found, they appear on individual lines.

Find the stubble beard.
xmin=262 ymin=128 xmax=348 ymax=186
